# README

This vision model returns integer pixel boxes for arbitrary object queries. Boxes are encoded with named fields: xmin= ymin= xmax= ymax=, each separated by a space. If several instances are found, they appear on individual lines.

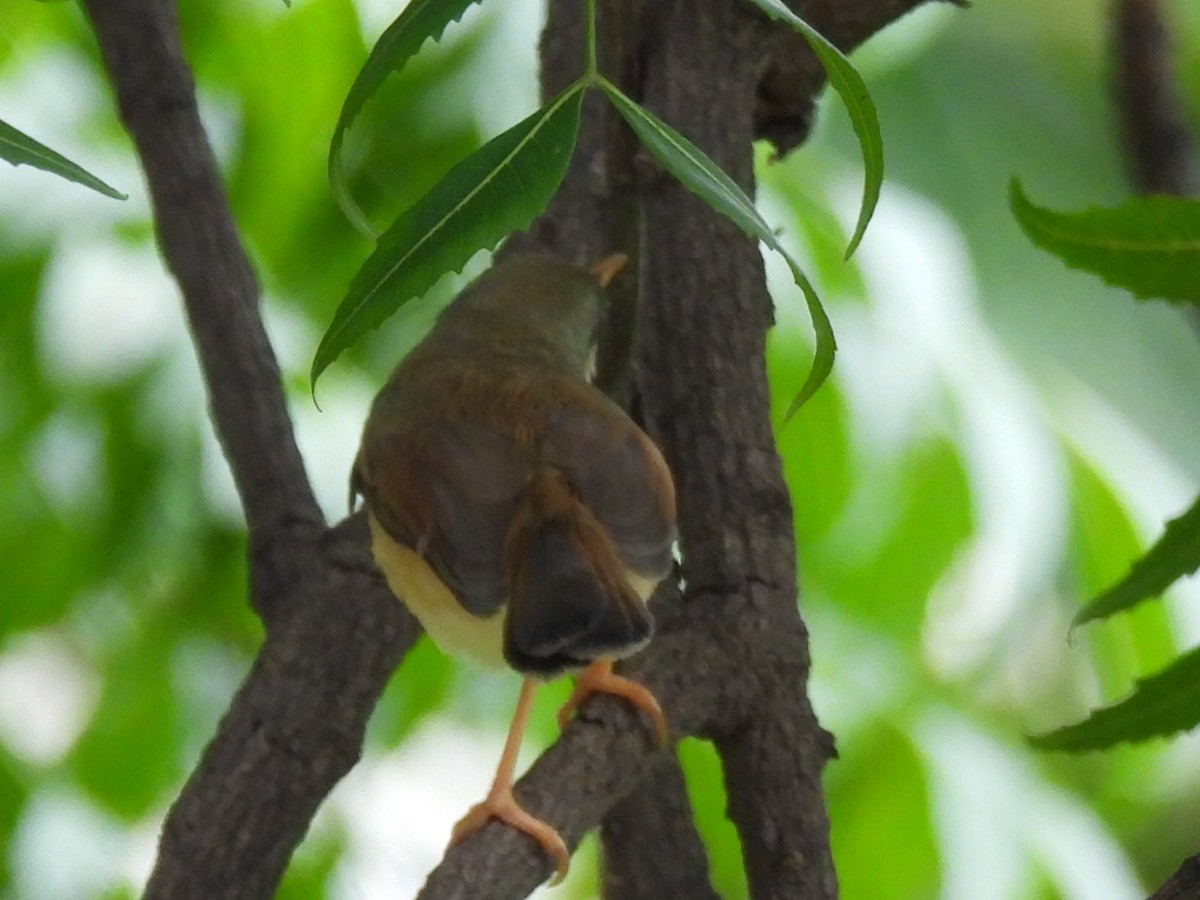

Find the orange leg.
xmin=556 ymin=658 xmax=668 ymax=745
xmin=449 ymin=678 xmax=570 ymax=884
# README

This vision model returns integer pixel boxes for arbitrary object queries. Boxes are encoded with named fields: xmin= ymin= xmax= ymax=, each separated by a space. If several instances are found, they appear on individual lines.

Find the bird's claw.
xmin=557 ymin=659 xmax=668 ymax=745
xmin=449 ymin=787 xmax=570 ymax=885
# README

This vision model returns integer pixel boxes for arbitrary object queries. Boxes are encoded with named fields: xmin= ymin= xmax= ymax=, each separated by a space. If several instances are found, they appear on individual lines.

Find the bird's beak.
xmin=589 ymin=253 xmax=629 ymax=288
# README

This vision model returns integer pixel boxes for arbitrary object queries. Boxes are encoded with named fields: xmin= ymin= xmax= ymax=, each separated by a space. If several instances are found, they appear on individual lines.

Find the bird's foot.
xmin=556 ymin=658 xmax=668 ymax=744
xmin=449 ymin=786 xmax=570 ymax=884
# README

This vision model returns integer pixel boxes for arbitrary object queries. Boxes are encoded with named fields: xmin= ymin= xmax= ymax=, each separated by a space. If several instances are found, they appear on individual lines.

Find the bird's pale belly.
xmin=367 ymin=513 xmax=507 ymax=668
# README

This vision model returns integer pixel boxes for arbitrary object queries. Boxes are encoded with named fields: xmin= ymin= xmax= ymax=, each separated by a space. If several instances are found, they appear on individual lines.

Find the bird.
xmin=351 ymin=253 xmax=677 ymax=881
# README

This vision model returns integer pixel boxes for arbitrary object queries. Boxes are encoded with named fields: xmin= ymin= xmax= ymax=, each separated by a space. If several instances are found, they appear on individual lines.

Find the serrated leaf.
xmin=1029 ymin=644 xmax=1200 ymax=751
xmin=600 ymin=80 xmax=835 ymax=413
xmin=329 ymin=0 xmax=485 ymax=236
xmin=0 ymin=118 xmax=125 ymax=199
xmin=311 ymin=86 xmax=583 ymax=387
xmin=1010 ymin=180 xmax=1200 ymax=303
xmin=741 ymin=0 xmax=882 ymax=257
xmin=1074 ymin=493 xmax=1200 ymax=627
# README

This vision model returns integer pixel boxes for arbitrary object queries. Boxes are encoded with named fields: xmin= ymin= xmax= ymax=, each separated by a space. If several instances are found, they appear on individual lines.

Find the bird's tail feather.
xmin=503 ymin=468 xmax=652 ymax=676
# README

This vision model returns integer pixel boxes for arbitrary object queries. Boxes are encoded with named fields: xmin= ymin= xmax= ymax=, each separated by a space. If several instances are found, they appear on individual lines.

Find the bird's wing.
xmin=540 ymin=384 xmax=677 ymax=586
xmin=359 ymin=417 xmax=528 ymax=617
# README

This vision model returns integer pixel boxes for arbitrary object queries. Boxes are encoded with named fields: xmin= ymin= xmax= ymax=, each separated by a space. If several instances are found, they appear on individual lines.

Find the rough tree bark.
xmin=77 ymin=0 xmax=929 ymax=898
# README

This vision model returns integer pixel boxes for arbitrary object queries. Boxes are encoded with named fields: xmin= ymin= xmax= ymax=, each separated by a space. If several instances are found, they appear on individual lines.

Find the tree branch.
xmin=1147 ymin=854 xmax=1200 ymax=900
xmin=1112 ymin=0 xmax=1197 ymax=197
xmin=758 ymin=0 xmax=944 ymax=155
xmin=144 ymin=516 xmax=419 ymax=900
xmin=599 ymin=751 xmax=722 ymax=900
xmin=81 ymin=0 xmax=324 ymax=626
xmin=78 ymin=1 xmax=424 ymax=895
xmin=635 ymin=5 xmax=838 ymax=895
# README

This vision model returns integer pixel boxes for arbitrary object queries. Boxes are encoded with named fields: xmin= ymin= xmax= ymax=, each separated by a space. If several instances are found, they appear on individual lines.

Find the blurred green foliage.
xmin=2 ymin=0 xmax=1200 ymax=898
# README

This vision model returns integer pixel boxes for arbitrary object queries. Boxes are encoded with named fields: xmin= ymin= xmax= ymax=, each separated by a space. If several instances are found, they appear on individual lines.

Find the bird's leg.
xmin=449 ymin=678 xmax=570 ymax=883
xmin=556 ymin=658 xmax=668 ymax=745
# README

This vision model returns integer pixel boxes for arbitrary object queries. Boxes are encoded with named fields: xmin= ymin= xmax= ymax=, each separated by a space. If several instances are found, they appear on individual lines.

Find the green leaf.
xmin=311 ymin=86 xmax=584 ymax=387
xmin=1010 ymin=180 xmax=1200 ymax=303
xmin=0 ymin=118 xmax=126 ymax=200
xmin=600 ymin=80 xmax=835 ymax=413
xmin=740 ymin=0 xmax=883 ymax=257
xmin=329 ymin=0 xmax=485 ymax=236
xmin=1074 ymin=493 xmax=1200 ymax=627
xmin=1029 ymin=644 xmax=1200 ymax=751
xmin=779 ymin=278 xmax=835 ymax=418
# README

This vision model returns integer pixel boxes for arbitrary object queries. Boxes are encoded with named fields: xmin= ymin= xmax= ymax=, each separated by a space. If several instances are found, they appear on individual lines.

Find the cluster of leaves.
xmin=0 ymin=0 xmax=886 ymax=473
xmin=310 ymin=0 xmax=884 ymax=417
xmin=1012 ymin=182 xmax=1200 ymax=751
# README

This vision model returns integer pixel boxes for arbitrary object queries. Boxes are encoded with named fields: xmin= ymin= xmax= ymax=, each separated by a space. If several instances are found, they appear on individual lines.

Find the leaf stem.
xmin=584 ymin=0 xmax=597 ymax=77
